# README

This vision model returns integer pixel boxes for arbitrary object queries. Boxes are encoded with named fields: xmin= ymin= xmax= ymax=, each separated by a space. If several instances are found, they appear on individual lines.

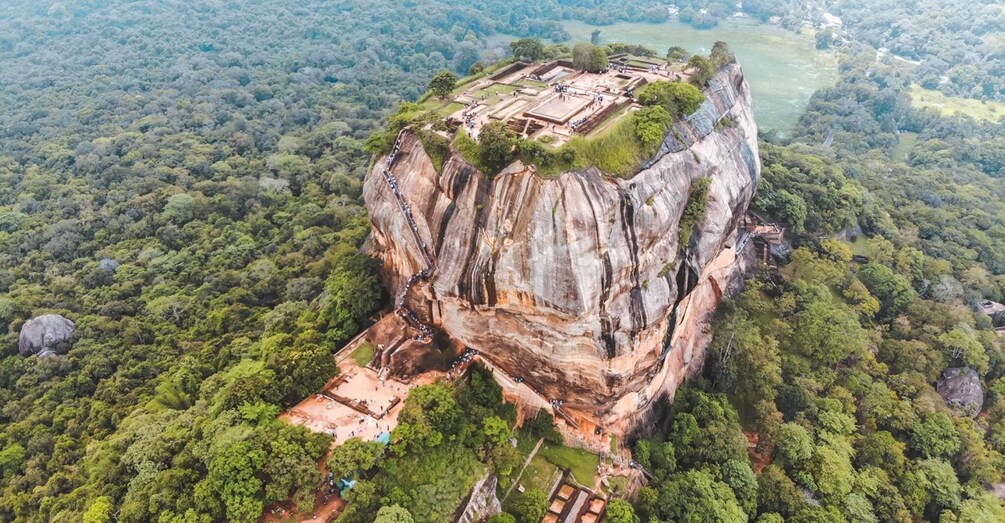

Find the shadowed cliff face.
xmin=364 ymin=64 xmax=760 ymax=431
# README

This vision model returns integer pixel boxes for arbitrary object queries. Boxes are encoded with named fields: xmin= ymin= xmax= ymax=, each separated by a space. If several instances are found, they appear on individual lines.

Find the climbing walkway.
xmin=734 ymin=231 xmax=753 ymax=255
xmin=381 ymin=129 xmax=437 ymax=342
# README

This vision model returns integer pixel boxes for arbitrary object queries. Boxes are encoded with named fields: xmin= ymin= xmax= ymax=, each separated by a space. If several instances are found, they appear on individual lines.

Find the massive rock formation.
xmin=364 ymin=64 xmax=760 ymax=433
xmin=19 ymin=314 xmax=75 ymax=357
xmin=938 ymin=367 xmax=984 ymax=418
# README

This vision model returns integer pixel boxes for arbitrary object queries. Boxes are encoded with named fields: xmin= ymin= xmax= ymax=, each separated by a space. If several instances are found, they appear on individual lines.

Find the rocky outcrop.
xmin=364 ymin=64 xmax=759 ymax=433
xmin=456 ymin=474 xmax=502 ymax=523
xmin=19 ymin=314 xmax=75 ymax=357
xmin=938 ymin=367 xmax=983 ymax=417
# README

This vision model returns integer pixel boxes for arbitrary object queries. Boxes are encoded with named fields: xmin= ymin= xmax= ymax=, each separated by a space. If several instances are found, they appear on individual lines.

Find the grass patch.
xmin=908 ymin=84 xmax=1005 ymax=122
xmin=516 ymin=78 xmax=547 ymax=89
xmin=453 ymin=129 xmax=490 ymax=173
xmin=437 ymin=102 xmax=464 ymax=117
xmin=503 ymin=454 xmax=560 ymax=510
xmin=845 ymin=236 xmax=872 ymax=258
xmin=584 ymin=104 xmax=632 ymax=139
xmin=516 ymin=430 xmax=539 ymax=456
xmin=350 ymin=342 xmax=375 ymax=367
xmin=604 ymin=476 xmax=629 ymax=496
xmin=417 ymin=130 xmax=451 ymax=173
xmin=891 ymin=131 xmax=918 ymax=162
xmin=538 ymin=443 xmax=600 ymax=486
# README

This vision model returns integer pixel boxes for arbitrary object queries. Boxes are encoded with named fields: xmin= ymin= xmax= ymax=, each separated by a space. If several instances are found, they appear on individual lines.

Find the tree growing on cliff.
xmin=429 ymin=70 xmax=458 ymax=99
xmin=679 ymin=178 xmax=711 ymax=248
xmin=710 ymin=41 xmax=736 ymax=69
xmin=687 ymin=55 xmax=714 ymax=86
xmin=478 ymin=121 xmax=517 ymax=173
xmin=636 ymin=80 xmax=705 ymax=118
xmin=633 ymin=106 xmax=671 ymax=151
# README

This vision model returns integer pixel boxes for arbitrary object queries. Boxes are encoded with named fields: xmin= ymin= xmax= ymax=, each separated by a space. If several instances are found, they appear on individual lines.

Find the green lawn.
xmin=538 ymin=443 xmax=600 ymax=486
xmin=503 ymin=453 xmax=560 ymax=512
xmin=603 ymin=476 xmax=629 ymax=497
xmin=350 ymin=342 xmax=375 ymax=367
xmin=472 ymin=83 xmax=521 ymax=106
xmin=908 ymin=84 xmax=1005 ymax=122
xmin=516 ymin=431 xmax=539 ymax=456
xmin=891 ymin=131 xmax=918 ymax=162
xmin=437 ymin=102 xmax=464 ymax=117
xmin=846 ymin=236 xmax=872 ymax=258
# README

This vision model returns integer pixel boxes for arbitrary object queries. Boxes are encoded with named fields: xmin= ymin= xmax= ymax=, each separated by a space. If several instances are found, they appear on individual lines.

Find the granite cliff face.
xmin=364 ymin=64 xmax=760 ymax=433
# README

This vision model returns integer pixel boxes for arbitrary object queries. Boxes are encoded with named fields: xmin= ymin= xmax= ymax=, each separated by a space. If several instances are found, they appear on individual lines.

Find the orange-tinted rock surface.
xmin=364 ymin=64 xmax=759 ymax=433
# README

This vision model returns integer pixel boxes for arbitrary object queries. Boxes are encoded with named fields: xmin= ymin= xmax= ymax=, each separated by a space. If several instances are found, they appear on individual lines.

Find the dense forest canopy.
xmin=2 ymin=0 xmax=1005 ymax=522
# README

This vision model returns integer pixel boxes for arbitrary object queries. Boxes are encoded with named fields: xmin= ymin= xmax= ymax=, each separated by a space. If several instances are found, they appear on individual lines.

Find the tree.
xmin=710 ymin=41 xmax=736 ymax=69
xmin=0 ymin=443 xmax=25 ymax=478
xmin=636 ymin=81 xmax=705 ymax=117
xmin=263 ymin=336 xmax=337 ymax=405
xmin=809 ymin=445 xmax=855 ymax=501
xmin=816 ymin=29 xmax=836 ymax=50
xmin=909 ymin=413 xmax=961 ymax=460
xmin=429 ymin=71 xmax=458 ymax=98
xmin=510 ymin=38 xmax=544 ymax=62
xmin=935 ymin=326 xmax=990 ymax=374
xmin=633 ymin=106 xmax=671 ymax=150
xmin=83 ymin=497 xmax=114 ymax=523
xmin=721 ymin=459 xmax=758 ymax=516
xmin=790 ymin=292 xmax=868 ymax=365
xmin=468 ymin=62 xmax=485 ymax=76
xmin=858 ymin=263 xmax=914 ymax=318
xmin=605 ymin=499 xmax=638 ymax=523
xmin=261 ymin=424 xmax=329 ymax=510
xmin=590 ymin=29 xmax=602 ymax=45
xmin=687 ymin=55 xmax=714 ymax=86
xmin=195 ymin=441 xmax=267 ymax=523
xmin=855 ymin=431 xmax=908 ymax=478
xmin=320 ymin=248 xmax=380 ymax=342
xmin=375 ymin=505 xmax=414 ymax=523
xmin=654 ymin=470 xmax=749 ymax=522
xmin=774 ymin=423 xmax=813 ymax=471
xmin=327 ymin=437 xmax=384 ymax=479
xmin=478 ymin=121 xmax=516 ymax=173
xmin=758 ymin=465 xmax=804 ymax=517
xmin=572 ymin=43 xmax=608 ymax=72
xmin=393 ymin=383 xmax=463 ymax=452
xmin=667 ymin=46 xmax=689 ymax=62
xmin=511 ymin=489 xmax=548 ymax=523
xmin=163 ymin=192 xmax=196 ymax=224
xmin=488 ymin=513 xmax=517 ymax=523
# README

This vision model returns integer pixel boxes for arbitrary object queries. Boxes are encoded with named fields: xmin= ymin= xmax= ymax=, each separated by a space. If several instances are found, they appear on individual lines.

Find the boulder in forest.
xmin=18 ymin=314 xmax=75 ymax=357
xmin=769 ymin=238 xmax=793 ymax=265
xmin=98 ymin=258 xmax=120 ymax=272
xmin=937 ymin=367 xmax=983 ymax=417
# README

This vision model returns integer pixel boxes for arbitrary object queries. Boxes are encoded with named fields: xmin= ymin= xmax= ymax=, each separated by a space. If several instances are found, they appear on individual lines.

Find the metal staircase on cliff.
xmin=381 ymin=128 xmax=437 ymax=342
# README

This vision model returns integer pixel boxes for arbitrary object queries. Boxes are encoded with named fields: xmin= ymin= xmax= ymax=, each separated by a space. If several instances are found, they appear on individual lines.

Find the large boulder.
xmin=18 ymin=314 xmax=75 ymax=357
xmin=937 ymin=367 xmax=983 ymax=417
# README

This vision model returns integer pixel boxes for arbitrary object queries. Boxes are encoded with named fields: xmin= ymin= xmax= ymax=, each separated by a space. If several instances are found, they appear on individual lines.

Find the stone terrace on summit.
xmin=443 ymin=55 xmax=690 ymax=147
